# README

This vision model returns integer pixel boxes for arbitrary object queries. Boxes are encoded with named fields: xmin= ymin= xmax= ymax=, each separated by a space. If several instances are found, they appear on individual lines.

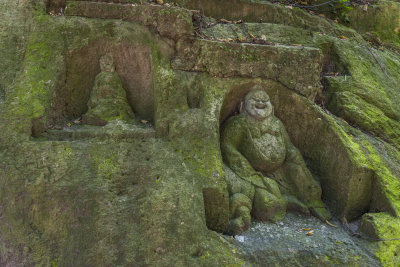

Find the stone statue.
xmin=83 ymin=54 xmax=134 ymax=126
xmin=221 ymin=87 xmax=331 ymax=234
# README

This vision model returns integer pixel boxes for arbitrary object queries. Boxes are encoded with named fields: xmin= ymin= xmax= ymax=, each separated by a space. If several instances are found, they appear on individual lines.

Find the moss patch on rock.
xmin=360 ymin=212 xmax=400 ymax=266
xmin=172 ymin=39 xmax=323 ymax=99
xmin=348 ymin=0 xmax=400 ymax=51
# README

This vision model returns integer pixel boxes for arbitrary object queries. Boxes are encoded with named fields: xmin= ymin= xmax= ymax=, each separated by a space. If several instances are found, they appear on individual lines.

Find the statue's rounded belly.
xmin=242 ymin=134 xmax=286 ymax=173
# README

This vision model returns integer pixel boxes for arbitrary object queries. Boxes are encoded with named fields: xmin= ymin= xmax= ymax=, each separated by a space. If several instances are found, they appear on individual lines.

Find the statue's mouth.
xmin=255 ymin=103 xmax=266 ymax=109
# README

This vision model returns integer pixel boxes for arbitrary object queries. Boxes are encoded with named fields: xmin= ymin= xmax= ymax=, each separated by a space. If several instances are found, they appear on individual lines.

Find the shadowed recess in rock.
xmin=57 ymin=41 xmax=154 ymax=123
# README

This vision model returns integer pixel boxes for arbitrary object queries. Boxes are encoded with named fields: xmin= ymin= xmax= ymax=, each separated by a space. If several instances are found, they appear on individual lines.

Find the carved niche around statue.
xmin=82 ymin=54 xmax=135 ymax=126
xmin=221 ymin=87 xmax=331 ymax=235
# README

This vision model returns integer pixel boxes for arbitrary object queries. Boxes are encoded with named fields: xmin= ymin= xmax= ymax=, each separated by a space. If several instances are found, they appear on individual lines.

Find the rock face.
xmin=0 ymin=0 xmax=399 ymax=266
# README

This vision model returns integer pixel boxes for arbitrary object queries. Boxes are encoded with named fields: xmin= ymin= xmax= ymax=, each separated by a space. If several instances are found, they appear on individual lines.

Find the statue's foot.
xmin=82 ymin=114 xmax=107 ymax=126
xmin=252 ymin=188 xmax=286 ymax=222
xmin=227 ymin=205 xmax=251 ymax=235
xmin=262 ymin=177 xmax=281 ymax=197
xmin=227 ymin=194 xmax=251 ymax=235
xmin=310 ymin=206 xmax=332 ymax=221
xmin=227 ymin=217 xmax=248 ymax=235
xmin=283 ymin=195 xmax=310 ymax=216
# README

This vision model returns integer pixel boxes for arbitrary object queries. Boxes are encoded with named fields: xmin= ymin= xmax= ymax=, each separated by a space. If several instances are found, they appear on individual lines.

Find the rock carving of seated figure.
xmin=221 ymin=87 xmax=331 ymax=235
xmin=83 ymin=54 xmax=134 ymax=126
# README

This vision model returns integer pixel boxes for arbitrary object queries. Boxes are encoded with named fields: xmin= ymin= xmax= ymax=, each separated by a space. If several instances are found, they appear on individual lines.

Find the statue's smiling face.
xmin=244 ymin=90 xmax=273 ymax=120
xmin=99 ymin=54 xmax=115 ymax=72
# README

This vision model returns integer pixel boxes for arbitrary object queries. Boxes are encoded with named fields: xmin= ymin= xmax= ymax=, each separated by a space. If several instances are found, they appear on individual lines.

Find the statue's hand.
xmin=245 ymin=173 xmax=265 ymax=189
xmin=254 ymin=171 xmax=264 ymax=177
xmin=262 ymin=177 xmax=281 ymax=197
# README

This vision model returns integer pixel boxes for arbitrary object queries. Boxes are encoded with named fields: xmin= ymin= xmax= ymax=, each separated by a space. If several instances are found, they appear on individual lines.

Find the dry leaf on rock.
xmin=326 ymin=220 xmax=338 ymax=227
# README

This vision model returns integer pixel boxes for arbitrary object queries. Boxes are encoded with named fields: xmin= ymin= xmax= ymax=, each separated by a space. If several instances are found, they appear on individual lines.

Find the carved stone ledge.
xmin=36 ymin=122 xmax=155 ymax=142
xmin=65 ymin=1 xmax=194 ymax=41
xmin=172 ymin=39 xmax=323 ymax=99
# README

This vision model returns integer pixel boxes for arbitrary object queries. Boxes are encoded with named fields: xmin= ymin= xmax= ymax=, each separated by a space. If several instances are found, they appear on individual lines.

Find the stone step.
xmin=163 ymin=0 xmax=358 ymax=39
xmin=65 ymin=1 xmax=194 ymax=41
xmin=35 ymin=123 xmax=155 ymax=142
xmin=200 ymin=22 xmax=316 ymax=47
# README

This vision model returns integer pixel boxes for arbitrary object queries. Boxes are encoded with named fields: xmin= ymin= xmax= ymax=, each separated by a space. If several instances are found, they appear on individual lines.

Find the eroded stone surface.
xmin=65 ymin=1 xmax=194 ymax=41
xmin=0 ymin=0 xmax=399 ymax=266
xmin=172 ymin=39 xmax=323 ymax=99
xmin=348 ymin=0 xmax=400 ymax=51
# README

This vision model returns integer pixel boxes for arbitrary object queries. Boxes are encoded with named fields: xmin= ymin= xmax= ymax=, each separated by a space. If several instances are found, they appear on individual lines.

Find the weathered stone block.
xmin=165 ymin=0 xmax=359 ymax=38
xmin=348 ymin=0 xmax=400 ymax=50
xmin=65 ymin=1 xmax=194 ymax=41
xmin=172 ymin=39 xmax=323 ymax=99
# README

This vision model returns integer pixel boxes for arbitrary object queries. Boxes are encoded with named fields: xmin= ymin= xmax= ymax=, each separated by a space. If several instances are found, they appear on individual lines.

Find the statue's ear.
xmin=239 ymin=100 xmax=244 ymax=113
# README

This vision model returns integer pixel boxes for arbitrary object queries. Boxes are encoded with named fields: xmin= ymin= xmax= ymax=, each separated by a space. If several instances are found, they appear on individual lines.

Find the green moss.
xmin=348 ymin=1 xmax=400 ymax=51
xmin=357 ymin=139 xmax=400 ymax=216
xmin=0 ymin=0 xmax=32 ymax=88
xmin=323 ymin=39 xmax=400 ymax=148
xmin=65 ymin=1 xmax=194 ymax=41
xmin=172 ymin=39 xmax=323 ymax=99
xmin=167 ymin=0 xmax=359 ymax=38
xmin=328 ymin=88 xmax=400 ymax=147
xmin=0 ymin=0 xmax=399 ymax=265
xmin=360 ymin=212 xmax=400 ymax=266
xmin=2 ymin=14 xmax=65 ymax=136
xmin=328 ymin=120 xmax=400 ymax=265
xmin=0 ymin=9 xmax=251 ymax=263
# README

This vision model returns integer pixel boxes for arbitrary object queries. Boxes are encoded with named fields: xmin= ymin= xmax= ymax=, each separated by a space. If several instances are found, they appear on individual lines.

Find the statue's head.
xmin=99 ymin=54 xmax=115 ymax=72
xmin=242 ymin=88 xmax=273 ymax=120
